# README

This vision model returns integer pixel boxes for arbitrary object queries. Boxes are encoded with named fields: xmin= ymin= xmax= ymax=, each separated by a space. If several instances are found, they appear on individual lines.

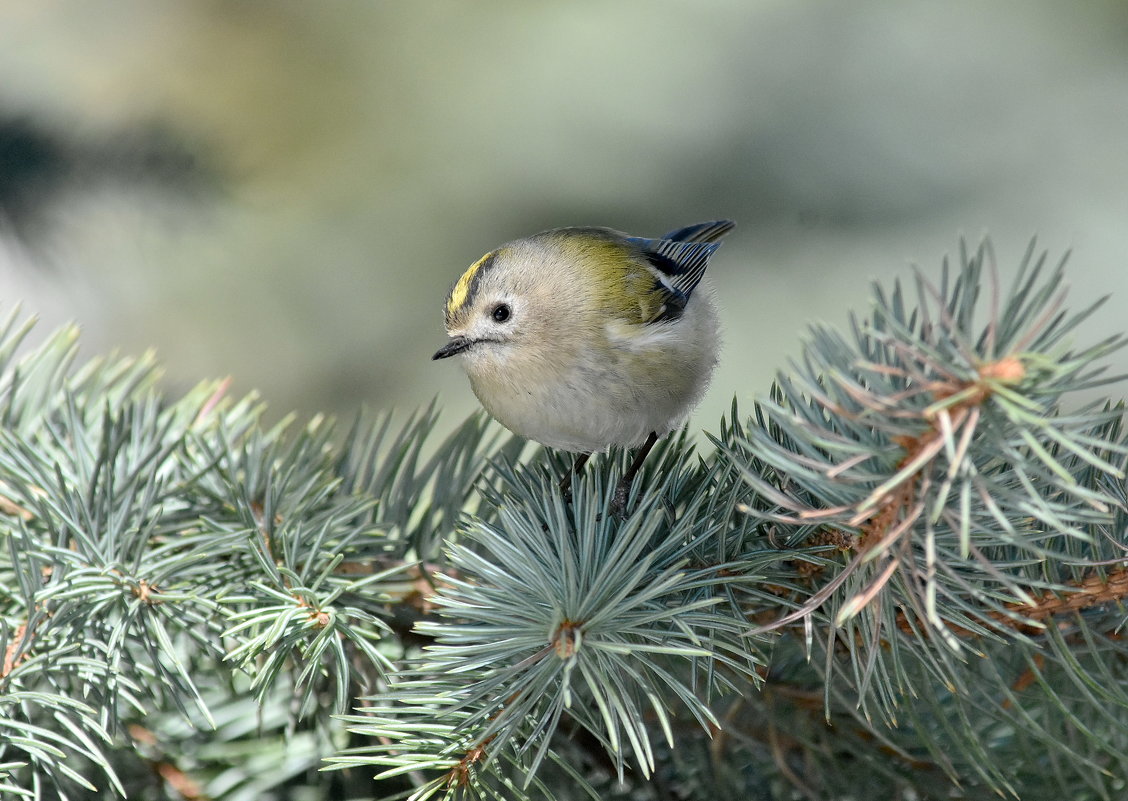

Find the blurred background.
xmin=2 ymin=0 xmax=1127 ymax=438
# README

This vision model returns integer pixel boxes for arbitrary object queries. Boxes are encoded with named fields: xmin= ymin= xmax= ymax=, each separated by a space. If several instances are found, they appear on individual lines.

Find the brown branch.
xmin=763 ymin=356 xmax=1034 ymax=627
xmin=0 ymin=492 xmax=32 ymax=521
xmin=446 ymin=735 xmax=495 ymax=789
xmin=893 ymin=566 xmax=1128 ymax=638
xmin=2 ymin=622 xmax=28 ymax=679
xmin=1018 ymin=568 xmax=1128 ymax=622
xmin=129 ymin=724 xmax=211 ymax=800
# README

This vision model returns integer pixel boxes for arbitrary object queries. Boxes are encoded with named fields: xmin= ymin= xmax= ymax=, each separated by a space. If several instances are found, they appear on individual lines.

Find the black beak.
xmin=432 ymin=336 xmax=473 ymax=360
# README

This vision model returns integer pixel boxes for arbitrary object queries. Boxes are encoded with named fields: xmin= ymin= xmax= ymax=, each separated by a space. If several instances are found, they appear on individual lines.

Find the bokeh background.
xmin=2 ymin=0 xmax=1127 ymax=439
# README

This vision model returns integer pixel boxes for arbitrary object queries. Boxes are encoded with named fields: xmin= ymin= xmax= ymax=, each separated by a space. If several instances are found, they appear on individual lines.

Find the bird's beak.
xmin=432 ymin=336 xmax=473 ymax=360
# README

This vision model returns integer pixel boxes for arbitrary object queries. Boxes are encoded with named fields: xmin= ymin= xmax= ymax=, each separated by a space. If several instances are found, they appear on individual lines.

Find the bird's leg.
xmin=559 ymin=451 xmax=592 ymax=501
xmin=612 ymin=431 xmax=659 ymax=514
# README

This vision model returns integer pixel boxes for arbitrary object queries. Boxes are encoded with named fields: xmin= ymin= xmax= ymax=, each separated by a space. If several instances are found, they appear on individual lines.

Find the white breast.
xmin=468 ymin=285 xmax=720 ymax=453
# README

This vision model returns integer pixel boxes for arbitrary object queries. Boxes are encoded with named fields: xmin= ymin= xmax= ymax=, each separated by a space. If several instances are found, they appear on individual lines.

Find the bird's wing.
xmin=624 ymin=220 xmax=734 ymax=323
xmin=659 ymin=220 xmax=735 ymax=244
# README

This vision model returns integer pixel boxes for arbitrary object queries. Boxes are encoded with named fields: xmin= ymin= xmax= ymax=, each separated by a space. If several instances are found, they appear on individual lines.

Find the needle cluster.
xmin=1 ymin=240 xmax=1127 ymax=800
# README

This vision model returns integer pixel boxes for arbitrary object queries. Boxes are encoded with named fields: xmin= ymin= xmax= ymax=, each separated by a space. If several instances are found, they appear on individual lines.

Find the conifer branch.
xmin=2 ymin=239 xmax=1128 ymax=799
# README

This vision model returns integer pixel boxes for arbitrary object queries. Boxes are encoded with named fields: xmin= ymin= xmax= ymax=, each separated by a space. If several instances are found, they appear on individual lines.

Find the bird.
xmin=432 ymin=220 xmax=734 ymax=507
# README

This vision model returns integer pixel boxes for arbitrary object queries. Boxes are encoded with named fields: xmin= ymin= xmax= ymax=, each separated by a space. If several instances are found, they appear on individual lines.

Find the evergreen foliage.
xmin=1 ymin=241 xmax=1126 ymax=800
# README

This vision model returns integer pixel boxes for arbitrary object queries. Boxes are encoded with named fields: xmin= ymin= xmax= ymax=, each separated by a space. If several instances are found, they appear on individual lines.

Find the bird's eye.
xmin=491 ymin=303 xmax=512 ymax=323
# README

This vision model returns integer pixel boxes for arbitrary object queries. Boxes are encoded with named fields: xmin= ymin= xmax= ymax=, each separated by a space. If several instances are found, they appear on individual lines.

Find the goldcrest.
xmin=433 ymin=221 xmax=734 ymax=478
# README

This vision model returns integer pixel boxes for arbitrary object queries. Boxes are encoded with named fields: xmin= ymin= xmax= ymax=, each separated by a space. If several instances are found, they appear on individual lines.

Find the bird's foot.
xmin=559 ymin=452 xmax=591 ymax=505
xmin=609 ymin=477 xmax=632 ymax=519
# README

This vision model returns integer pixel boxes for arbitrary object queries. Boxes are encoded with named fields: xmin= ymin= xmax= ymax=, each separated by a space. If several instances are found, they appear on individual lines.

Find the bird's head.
xmin=432 ymin=232 xmax=624 ymax=371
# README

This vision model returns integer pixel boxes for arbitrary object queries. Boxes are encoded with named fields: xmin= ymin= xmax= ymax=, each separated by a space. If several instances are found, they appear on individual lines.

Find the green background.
xmin=2 ymin=0 xmax=1126 ymax=435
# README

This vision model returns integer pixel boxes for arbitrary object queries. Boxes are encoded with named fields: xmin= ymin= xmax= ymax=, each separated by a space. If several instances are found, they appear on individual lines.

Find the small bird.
xmin=433 ymin=220 xmax=734 ymax=505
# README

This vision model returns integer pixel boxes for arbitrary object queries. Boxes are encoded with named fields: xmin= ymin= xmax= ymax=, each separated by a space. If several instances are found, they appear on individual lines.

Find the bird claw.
xmin=609 ymin=478 xmax=632 ymax=519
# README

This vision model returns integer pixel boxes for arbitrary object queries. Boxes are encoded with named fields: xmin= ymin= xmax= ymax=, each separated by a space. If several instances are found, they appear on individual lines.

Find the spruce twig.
xmin=2 ymin=239 xmax=1128 ymax=799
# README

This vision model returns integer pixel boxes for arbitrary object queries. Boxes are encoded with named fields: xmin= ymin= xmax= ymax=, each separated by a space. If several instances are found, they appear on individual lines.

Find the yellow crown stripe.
xmin=447 ymin=250 xmax=498 ymax=318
